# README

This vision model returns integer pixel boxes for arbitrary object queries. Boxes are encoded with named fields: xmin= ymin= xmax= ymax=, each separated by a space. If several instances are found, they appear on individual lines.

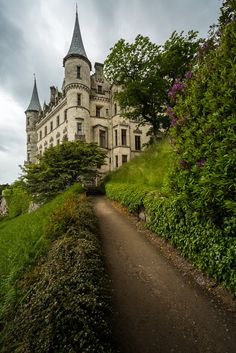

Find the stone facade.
xmin=25 ymin=10 xmax=151 ymax=174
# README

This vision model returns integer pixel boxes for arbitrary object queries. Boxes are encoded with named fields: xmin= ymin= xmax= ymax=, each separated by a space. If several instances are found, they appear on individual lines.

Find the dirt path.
xmin=93 ymin=196 xmax=236 ymax=353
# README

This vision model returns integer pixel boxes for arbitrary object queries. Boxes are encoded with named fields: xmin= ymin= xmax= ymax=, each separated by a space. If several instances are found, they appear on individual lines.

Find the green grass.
xmin=0 ymin=183 xmax=83 ymax=319
xmin=105 ymin=138 xmax=173 ymax=189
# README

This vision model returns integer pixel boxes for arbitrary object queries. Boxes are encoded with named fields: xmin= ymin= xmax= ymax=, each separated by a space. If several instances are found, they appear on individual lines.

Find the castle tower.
xmin=25 ymin=77 xmax=41 ymax=163
xmin=63 ymin=8 xmax=91 ymax=142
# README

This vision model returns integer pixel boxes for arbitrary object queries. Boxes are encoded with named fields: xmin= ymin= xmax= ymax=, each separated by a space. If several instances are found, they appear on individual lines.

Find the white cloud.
xmin=0 ymin=89 xmax=25 ymax=183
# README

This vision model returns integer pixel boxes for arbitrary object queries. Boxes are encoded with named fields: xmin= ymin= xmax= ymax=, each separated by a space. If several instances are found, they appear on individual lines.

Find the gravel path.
xmin=93 ymin=196 xmax=236 ymax=353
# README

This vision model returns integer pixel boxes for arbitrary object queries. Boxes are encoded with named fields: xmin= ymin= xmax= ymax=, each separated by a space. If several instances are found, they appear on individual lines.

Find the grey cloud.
xmin=0 ymin=145 xmax=8 ymax=152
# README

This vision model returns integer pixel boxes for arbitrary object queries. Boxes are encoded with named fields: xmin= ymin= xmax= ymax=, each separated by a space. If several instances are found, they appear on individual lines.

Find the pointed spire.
xmin=26 ymin=76 xmax=41 ymax=112
xmin=67 ymin=7 xmax=87 ymax=58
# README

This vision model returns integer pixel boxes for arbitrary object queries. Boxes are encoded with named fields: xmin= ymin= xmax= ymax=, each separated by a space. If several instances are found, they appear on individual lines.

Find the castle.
xmin=25 ymin=9 xmax=150 ymax=174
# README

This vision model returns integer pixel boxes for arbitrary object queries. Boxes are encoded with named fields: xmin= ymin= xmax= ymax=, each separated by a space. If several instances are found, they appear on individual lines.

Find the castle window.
xmin=122 ymin=155 xmax=128 ymax=164
xmin=121 ymin=129 xmax=127 ymax=146
xmin=77 ymin=122 xmax=83 ymax=135
xmin=115 ymin=130 xmax=118 ymax=146
xmin=50 ymin=121 xmax=53 ymax=132
xmin=27 ymin=117 xmax=30 ymax=126
xmin=115 ymin=155 xmax=118 ymax=168
xmin=106 ymin=109 xmax=109 ymax=116
xmin=39 ymin=131 xmax=42 ymax=140
xmin=96 ymin=106 xmax=101 ymax=117
xmin=45 ymin=126 xmax=47 ymax=136
xmin=98 ymin=85 xmax=102 ymax=94
xmin=57 ymin=139 xmax=60 ymax=145
xmin=77 ymin=94 xmax=81 ymax=106
xmin=57 ymin=115 xmax=60 ymax=127
xmin=99 ymin=130 xmax=106 ymax=148
xmin=77 ymin=66 xmax=81 ymax=79
xmin=64 ymin=110 xmax=67 ymax=121
xmin=27 ymin=135 xmax=30 ymax=143
xmin=135 ymin=135 xmax=141 ymax=150
xmin=114 ymin=104 xmax=117 ymax=115
xmin=27 ymin=153 xmax=30 ymax=162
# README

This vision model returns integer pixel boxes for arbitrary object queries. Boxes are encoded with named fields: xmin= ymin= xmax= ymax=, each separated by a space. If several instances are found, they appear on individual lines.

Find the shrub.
xmin=1 ymin=188 xmax=114 ymax=353
xmin=3 ymin=182 xmax=31 ymax=218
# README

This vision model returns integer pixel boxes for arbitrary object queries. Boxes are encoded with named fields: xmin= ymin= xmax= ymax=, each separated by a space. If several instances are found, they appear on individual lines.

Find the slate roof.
xmin=67 ymin=10 xmax=87 ymax=58
xmin=26 ymin=78 xmax=41 ymax=112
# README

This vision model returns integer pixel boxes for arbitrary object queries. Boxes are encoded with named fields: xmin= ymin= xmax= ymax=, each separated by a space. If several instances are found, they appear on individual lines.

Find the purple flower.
xmin=179 ymin=160 xmax=188 ymax=168
xmin=166 ymin=106 xmax=175 ymax=117
xmin=196 ymin=159 xmax=205 ymax=168
xmin=168 ymin=79 xmax=185 ymax=98
xmin=185 ymin=71 xmax=192 ymax=79
xmin=170 ymin=118 xmax=178 ymax=128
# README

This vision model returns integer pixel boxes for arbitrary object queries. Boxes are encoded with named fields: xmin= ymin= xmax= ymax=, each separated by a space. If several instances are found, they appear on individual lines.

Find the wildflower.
xmin=166 ymin=106 xmax=174 ymax=117
xmin=185 ymin=71 xmax=192 ymax=79
xmin=170 ymin=118 xmax=178 ymax=128
xmin=179 ymin=160 xmax=188 ymax=168
xmin=196 ymin=159 xmax=205 ymax=168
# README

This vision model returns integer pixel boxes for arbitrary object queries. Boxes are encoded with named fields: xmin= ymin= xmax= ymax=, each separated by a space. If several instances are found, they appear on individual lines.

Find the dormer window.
xmin=77 ymin=66 xmax=81 ymax=79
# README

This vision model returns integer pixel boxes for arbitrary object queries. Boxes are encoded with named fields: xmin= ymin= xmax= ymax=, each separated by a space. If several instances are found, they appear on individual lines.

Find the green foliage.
xmin=104 ymin=32 xmax=201 ymax=136
xmin=0 ymin=183 xmax=83 ymax=321
xmin=22 ymin=141 xmax=106 ymax=202
xmin=106 ymin=182 xmax=154 ymax=213
xmin=168 ymin=0 xmax=236 ymax=232
xmin=1 ymin=192 xmax=114 ymax=353
xmin=3 ymin=181 xmax=31 ymax=218
xmin=144 ymin=194 xmax=236 ymax=295
xmin=0 ymin=185 xmax=8 ymax=196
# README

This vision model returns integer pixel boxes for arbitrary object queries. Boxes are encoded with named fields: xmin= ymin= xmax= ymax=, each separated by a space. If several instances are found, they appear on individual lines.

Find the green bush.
xmin=1 ymin=193 xmax=113 ymax=353
xmin=0 ymin=183 xmax=83 ymax=321
xmin=105 ymin=182 xmax=155 ymax=213
xmin=143 ymin=193 xmax=236 ymax=295
xmin=3 ymin=182 xmax=31 ymax=218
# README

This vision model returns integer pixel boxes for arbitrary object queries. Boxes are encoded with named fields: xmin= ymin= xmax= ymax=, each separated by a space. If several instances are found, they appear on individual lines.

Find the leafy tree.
xmin=22 ymin=141 xmax=106 ymax=201
xmin=104 ymin=32 xmax=201 ymax=139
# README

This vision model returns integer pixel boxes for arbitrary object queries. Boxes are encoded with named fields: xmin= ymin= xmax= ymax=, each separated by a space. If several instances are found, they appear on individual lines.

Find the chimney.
xmin=50 ymin=86 xmax=56 ymax=104
xmin=94 ymin=62 xmax=104 ymax=78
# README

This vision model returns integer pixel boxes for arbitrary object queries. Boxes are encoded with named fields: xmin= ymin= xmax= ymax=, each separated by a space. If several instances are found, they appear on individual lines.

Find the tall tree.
xmin=104 ymin=32 xmax=202 ymax=139
xmin=22 ymin=141 xmax=106 ymax=201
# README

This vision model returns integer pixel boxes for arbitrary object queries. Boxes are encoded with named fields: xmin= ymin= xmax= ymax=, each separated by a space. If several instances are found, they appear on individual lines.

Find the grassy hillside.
xmin=105 ymin=138 xmax=172 ymax=190
xmin=0 ymin=184 xmax=83 ymax=320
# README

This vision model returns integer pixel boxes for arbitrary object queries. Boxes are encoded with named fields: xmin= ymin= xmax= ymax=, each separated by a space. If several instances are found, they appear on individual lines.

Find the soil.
xmin=93 ymin=196 xmax=236 ymax=353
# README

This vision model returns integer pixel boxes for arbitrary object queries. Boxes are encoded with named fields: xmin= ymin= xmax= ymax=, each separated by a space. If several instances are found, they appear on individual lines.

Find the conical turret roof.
xmin=26 ymin=77 xmax=41 ymax=112
xmin=64 ymin=8 xmax=91 ymax=68
xmin=67 ymin=9 xmax=87 ymax=58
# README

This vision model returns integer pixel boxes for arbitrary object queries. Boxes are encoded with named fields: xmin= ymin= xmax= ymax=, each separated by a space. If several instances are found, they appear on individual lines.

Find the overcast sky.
xmin=0 ymin=0 xmax=221 ymax=184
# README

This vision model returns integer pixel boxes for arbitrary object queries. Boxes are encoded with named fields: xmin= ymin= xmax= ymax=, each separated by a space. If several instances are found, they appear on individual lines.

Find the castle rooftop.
xmin=26 ymin=77 xmax=41 ymax=112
